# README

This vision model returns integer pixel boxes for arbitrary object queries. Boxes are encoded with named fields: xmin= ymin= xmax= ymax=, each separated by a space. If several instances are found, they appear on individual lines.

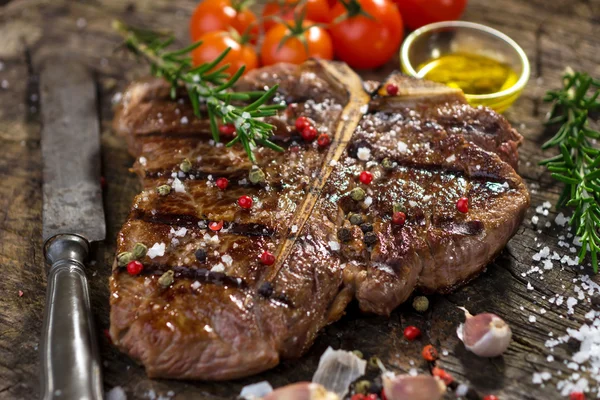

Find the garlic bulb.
xmin=382 ymin=373 xmax=446 ymax=400
xmin=456 ymin=307 xmax=512 ymax=357
xmin=263 ymin=382 xmax=339 ymax=400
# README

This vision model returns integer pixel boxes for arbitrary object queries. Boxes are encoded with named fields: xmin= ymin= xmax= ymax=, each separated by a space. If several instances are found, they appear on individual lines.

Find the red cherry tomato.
xmin=262 ymin=0 xmax=332 ymax=31
xmin=191 ymin=31 xmax=258 ymax=76
xmin=189 ymin=0 xmax=258 ymax=42
xmin=393 ymin=0 xmax=467 ymax=30
xmin=260 ymin=22 xmax=333 ymax=66
xmin=329 ymin=0 xmax=403 ymax=69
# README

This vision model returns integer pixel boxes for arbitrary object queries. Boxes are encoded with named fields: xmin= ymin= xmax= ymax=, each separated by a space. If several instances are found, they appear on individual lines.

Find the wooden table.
xmin=1 ymin=0 xmax=599 ymax=398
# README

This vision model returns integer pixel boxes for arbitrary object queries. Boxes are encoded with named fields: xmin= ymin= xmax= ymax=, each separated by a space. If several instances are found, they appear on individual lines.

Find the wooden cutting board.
xmin=0 ymin=0 xmax=599 ymax=399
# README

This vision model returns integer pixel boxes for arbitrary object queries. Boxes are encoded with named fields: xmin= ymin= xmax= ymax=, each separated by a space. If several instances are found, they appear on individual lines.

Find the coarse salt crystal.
xmin=147 ymin=243 xmax=166 ymax=259
xmin=445 ymin=154 xmax=456 ymax=163
xmin=397 ymin=141 xmax=408 ymax=153
xmin=529 ymin=315 xmax=537 ymax=323
xmin=328 ymin=241 xmax=340 ymax=251
xmin=170 ymin=227 xmax=187 ymax=237
xmin=211 ymin=263 xmax=225 ymax=273
xmin=364 ymin=196 xmax=373 ymax=207
xmin=221 ymin=254 xmax=233 ymax=266
xmin=139 ymin=156 xmax=147 ymax=166
xmin=291 ymin=225 xmax=298 ymax=233
xmin=357 ymin=147 xmax=371 ymax=161
xmin=180 ymin=116 xmax=189 ymax=124
xmin=173 ymin=177 xmax=186 ymax=193
xmin=191 ymin=281 xmax=201 ymax=290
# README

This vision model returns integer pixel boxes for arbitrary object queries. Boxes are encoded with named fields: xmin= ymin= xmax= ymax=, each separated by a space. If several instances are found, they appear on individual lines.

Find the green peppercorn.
xmin=368 ymin=356 xmax=381 ymax=368
xmin=117 ymin=252 xmax=133 ymax=267
xmin=132 ymin=243 xmax=147 ymax=259
xmin=180 ymin=158 xmax=192 ymax=173
xmin=412 ymin=296 xmax=429 ymax=312
xmin=349 ymin=213 xmax=364 ymax=225
xmin=337 ymin=227 xmax=352 ymax=242
xmin=248 ymin=166 xmax=266 ymax=184
xmin=381 ymin=157 xmax=394 ymax=170
xmin=354 ymin=380 xmax=371 ymax=394
xmin=157 ymin=184 xmax=171 ymax=196
xmin=360 ymin=223 xmax=373 ymax=233
xmin=158 ymin=270 xmax=174 ymax=288
xmin=350 ymin=187 xmax=366 ymax=201
xmin=364 ymin=231 xmax=378 ymax=246
xmin=393 ymin=202 xmax=405 ymax=213
xmin=352 ymin=350 xmax=364 ymax=359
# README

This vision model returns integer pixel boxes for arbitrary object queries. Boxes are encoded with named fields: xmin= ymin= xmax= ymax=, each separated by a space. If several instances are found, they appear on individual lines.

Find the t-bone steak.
xmin=109 ymin=60 xmax=529 ymax=380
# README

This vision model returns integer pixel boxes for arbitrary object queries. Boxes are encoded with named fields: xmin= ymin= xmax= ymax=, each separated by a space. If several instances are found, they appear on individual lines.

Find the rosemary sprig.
xmin=113 ymin=20 xmax=285 ymax=163
xmin=540 ymin=68 xmax=600 ymax=272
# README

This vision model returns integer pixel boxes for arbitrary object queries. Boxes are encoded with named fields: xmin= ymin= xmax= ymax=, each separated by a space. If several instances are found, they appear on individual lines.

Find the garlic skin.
xmin=263 ymin=382 xmax=339 ymax=400
xmin=456 ymin=307 xmax=512 ymax=357
xmin=382 ymin=373 xmax=446 ymax=400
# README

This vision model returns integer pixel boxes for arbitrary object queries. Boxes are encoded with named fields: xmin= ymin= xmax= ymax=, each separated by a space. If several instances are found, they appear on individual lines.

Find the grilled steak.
xmin=109 ymin=60 xmax=530 ymax=380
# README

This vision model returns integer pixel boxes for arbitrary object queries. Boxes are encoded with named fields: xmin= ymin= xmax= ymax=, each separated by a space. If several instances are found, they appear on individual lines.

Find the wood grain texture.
xmin=0 ymin=0 xmax=598 ymax=398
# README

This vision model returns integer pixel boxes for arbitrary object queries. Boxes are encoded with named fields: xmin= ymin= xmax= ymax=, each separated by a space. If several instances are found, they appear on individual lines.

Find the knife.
xmin=40 ymin=57 xmax=105 ymax=400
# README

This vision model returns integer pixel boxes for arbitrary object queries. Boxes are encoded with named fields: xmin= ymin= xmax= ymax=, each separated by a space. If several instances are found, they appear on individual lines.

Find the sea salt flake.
xmin=357 ymin=147 xmax=371 ymax=160
xmin=211 ymin=263 xmax=225 ymax=273
xmin=173 ymin=177 xmax=186 ymax=193
xmin=147 ymin=243 xmax=166 ymax=259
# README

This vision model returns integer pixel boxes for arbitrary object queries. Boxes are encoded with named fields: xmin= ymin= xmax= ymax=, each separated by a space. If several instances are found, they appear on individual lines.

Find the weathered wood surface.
xmin=0 ymin=0 xmax=599 ymax=399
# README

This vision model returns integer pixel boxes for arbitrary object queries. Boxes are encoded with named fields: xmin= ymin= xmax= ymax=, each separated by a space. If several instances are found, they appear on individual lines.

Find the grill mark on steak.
xmin=130 ymin=210 xmax=276 ymax=237
xmin=110 ymin=60 xmax=530 ymax=380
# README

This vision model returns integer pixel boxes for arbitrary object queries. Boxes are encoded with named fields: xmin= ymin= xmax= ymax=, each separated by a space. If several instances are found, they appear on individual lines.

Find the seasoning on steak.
xmin=109 ymin=60 xmax=529 ymax=380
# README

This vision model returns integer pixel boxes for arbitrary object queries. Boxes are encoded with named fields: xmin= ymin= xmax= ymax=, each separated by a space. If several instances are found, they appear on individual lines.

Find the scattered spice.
xmin=126 ymin=260 xmax=144 ymax=276
xmin=337 ymin=227 xmax=352 ymax=242
xmin=218 ymin=123 xmax=236 ymax=136
xmin=352 ymin=350 xmax=364 ymax=359
xmin=100 ymin=176 xmax=107 ymax=188
xmin=317 ymin=133 xmax=331 ymax=147
xmin=131 ymin=242 xmax=147 ymax=259
xmin=432 ymin=367 xmax=453 ymax=385
xmin=158 ymin=270 xmax=175 ymax=287
xmin=301 ymin=125 xmax=318 ymax=141
xmin=180 ymin=158 xmax=192 ymax=173
xmin=360 ymin=223 xmax=373 ymax=233
xmin=421 ymin=344 xmax=438 ymax=361
xmin=216 ymin=177 xmax=229 ymax=190
xmin=260 ymin=250 xmax=276 ymax=265
xmin=117 ymin=251 xmax=134 ymax=267
xmin=238 ymin=195 xmax=253 ymax=209
xmin=381 ymin=158 xmax=394 ymax=170
xmin=156 ymin=184 xmax=171 ymax=196
xmin=364 ymin=232 xmax=378 ymax=246
xmin=570 ymin=393 xmax=585 ymax=400
xmin=392 ymin=211 xmax=406 ymax=226
xmin=385 ymin=83 xmax=398 ymax=96
xmin=351 ymin=394 xmax=377 ymax=400
xmin=209 ymin=220 xmax=224 ymax=231
xmin=349 ymin=213 xmax=364 ymax=225
xmin=354 ymin=380 xmax=371 ymax=394
xmin=483 ymin=395 xmax=499 ymax=400
xmin=195 ymin=248 xmax=207 ymax=262
xmin=258 ymin=281 xmax=274 ymax=297
xmin=295 ymin=116 xmax=311 ymax=131
xmin=350 ymin=187 xmax=366 ymax=201
xmin=457 ymin=197 xmax=469 ymax=213
xmin=249 ymin=166 xmax=266 ymax=184
xmin=403 ymin=325 xmax=421 ymax=341
xmin=359 ymin=171 xmax=373 ymax=184
xmin=412 ymin=296 xmax=429 ymax=312
xmin=368 ymin=356 xmax=381 ymax=368
xmin=18 ymin=290 xmax=23 ymax=297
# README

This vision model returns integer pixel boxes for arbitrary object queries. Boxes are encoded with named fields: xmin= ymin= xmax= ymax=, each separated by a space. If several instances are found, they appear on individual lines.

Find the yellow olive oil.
xmin=417 ymin=53 xmax=519 ymax=96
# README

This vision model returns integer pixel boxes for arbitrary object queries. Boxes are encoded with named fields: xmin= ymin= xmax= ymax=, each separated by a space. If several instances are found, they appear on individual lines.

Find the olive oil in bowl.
xmin=417 ymin=53 xmax=519 ymax=96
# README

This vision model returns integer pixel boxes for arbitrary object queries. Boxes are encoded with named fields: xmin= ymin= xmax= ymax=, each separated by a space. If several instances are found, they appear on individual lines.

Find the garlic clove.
xmin=263 ymin=382 xmax=339 ymax=400
xmin=457 ymin=307 xmax=512 ymax=357
xmin=382 ymin=373 xmax=446 ymax=400
xmin=312 ymin=347 xmax=367 ymax=398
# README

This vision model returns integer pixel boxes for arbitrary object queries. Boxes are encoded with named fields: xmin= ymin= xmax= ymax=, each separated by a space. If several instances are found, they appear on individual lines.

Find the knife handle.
xmin=40 ymin=234 xmax=103 ymax=400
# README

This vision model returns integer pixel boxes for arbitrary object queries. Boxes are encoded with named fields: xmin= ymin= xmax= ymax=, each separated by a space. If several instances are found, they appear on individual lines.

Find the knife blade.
xmin=40 ymin=57 xmax=104 ymax=400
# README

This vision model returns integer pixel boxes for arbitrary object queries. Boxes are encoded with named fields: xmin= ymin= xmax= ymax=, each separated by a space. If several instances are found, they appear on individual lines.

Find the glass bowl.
xmin=400 ymin=21 xmax=530 ymax=113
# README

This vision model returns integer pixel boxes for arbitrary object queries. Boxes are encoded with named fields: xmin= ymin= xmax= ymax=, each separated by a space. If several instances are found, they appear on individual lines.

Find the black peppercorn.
xmin=337 ymin=227 xmax=352 ymax=242
xmin=258 ymin=282 xmax=274 ymax=298
xmin=360 ymin=223 xmax=373 ymax=233
xmin=364 ymin=231 xmax=378 ymax=246
xmin=591 ymin=295 xmax=600 ymax=309
xmin=195 ymin=248 xmax=207 ymax=262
